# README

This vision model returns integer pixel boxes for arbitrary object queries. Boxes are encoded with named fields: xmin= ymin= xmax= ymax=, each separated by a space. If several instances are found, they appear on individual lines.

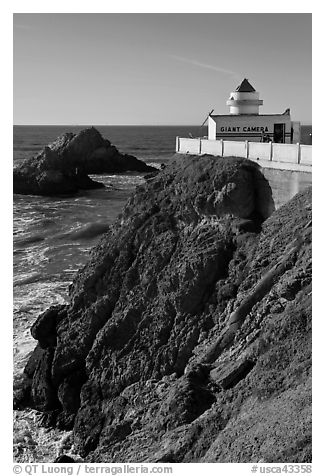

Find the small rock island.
xmin=13 ymin=127 xmax=156 ymax=196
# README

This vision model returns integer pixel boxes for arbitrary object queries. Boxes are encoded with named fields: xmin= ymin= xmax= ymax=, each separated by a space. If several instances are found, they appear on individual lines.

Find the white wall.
xmin=272 ymin=144 xmax=299 ymax=164
xmin=300 ymin=145 xmax=312 ymax=165
xmin=177 ymin=138 xmax=201 ymax=154
xmin=248 ymin=142 xmax=272 ymax=161
xmin=177 ymin=138 xmax=312 ymax=170
xmin=201 ymin=139 xmax=222 ymax=156
xmin=223 ymin=141 xmax=247 ymax=157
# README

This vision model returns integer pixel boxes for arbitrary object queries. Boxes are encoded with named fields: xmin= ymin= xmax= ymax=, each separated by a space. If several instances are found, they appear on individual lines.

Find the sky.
xmin=13 ymin=13 xmax=312 ymax=125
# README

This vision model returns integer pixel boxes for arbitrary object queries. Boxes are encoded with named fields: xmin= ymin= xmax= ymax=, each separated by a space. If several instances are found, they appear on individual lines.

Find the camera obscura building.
xmin=208 ymin=78 xmax=301 ymax=143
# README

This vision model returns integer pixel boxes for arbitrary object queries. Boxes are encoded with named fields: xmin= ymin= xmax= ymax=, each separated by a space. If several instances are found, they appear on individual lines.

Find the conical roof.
xmin=235 ymin=78 xmax=256 ymax=92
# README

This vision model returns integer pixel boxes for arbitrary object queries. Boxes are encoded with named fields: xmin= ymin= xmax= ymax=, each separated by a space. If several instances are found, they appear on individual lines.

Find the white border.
xmin=3 ymin=3 xmax=319 ymax=474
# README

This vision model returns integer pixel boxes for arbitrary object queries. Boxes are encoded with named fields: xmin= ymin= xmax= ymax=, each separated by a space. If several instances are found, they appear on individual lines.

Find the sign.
xmin=220 ymin=126 xmax=269 ymax=132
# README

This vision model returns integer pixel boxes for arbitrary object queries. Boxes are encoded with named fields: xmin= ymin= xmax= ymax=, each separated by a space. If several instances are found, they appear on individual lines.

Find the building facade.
xmin=208 ymin=79 xmax=301 ymax=143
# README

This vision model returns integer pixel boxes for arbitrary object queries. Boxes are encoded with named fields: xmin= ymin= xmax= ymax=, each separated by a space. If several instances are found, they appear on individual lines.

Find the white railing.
xmin=300 ymin=145 xmax=312 ymax=165
xmin=176 ymin=137 xmax=312 ymax=170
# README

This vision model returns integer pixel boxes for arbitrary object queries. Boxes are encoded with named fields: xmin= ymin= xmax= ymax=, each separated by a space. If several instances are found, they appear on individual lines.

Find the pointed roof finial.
xmin=235 ymin=78 xmax=256 ymax=92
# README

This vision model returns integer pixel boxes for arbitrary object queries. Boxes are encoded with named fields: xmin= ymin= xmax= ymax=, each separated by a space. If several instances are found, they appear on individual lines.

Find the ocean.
xmin=13 ymin=125 xmax=205 ymax=366
xmin=13 ymin=124 xmax=312 ymax=461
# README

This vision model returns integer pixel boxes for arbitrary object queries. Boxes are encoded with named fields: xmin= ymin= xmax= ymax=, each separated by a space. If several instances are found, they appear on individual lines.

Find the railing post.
xmin=220 ymin=139 xmax=224 ymax=157
xmin=270 ymin=141 xmax=273 ymax=161
xmin=245 ymin=140 xmax=249 ymax=159
xmin=297 ymin=143 xmax=301 ymax=164
xmin=199 ymin=138 xmax=202 ymax=155
xmin=176 ymin=136 xmax=179 ymax=153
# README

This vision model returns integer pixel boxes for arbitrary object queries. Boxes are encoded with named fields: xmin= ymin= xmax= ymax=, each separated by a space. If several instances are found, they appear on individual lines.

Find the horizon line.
xmin=13 ymin=122 xmax=313 ymax=127
xmin=13 ymin=123 xmax=207 ymax=127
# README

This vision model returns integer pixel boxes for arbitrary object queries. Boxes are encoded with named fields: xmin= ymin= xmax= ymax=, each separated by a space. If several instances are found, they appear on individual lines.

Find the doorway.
xmin=273 ymin=123 xmax=285 ymax=143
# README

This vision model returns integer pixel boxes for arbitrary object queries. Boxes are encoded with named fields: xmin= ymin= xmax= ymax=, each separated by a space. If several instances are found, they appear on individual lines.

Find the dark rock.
xmin=24 ymin=155 xmax=311 ymax=462
xmin=156 ymin=374 xmax=215 ymax=430
xmin=31 ymin=304 xmax=67 ymax=349
xmin=144 ymin=170 xmax=160 ymax=181
xmin=57 ymin=370 xmax=86 ymax=413
xmin=54 ymin=455 xmax=76 ymax=463
xmin=13 ymin=143 xmax=103 ymax=196
xmin=13 ymin=127 xmax=155 ymax=196
xmin=210 ymin=359 xmax=256 ymax=389
xmin=13 ymin=373 xmax=32 ymax=409
xmin=24 ymin=344 xmax=46 ymax=378
xmin=37 ymin=410 xmax=60 ymax=428
xmin=30 ymin=348 xmax=59 ymax=412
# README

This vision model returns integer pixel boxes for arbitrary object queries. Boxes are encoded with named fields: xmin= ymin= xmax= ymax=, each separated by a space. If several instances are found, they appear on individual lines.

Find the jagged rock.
xmin=30 ymin=348 xmax=58 ymax=412
xmin=24 ymin=344 xmax=46 ymax=378
xmin=54 ymin=455 xmax=76 ymax=463
xmin=31 ymin=304 xmax=66 ymax=349
xmin=13 ymin=127 xmax=155 ymax=196
xmin=23 ymin=155 xmax=311 ymax=462
xmin=13 ymin=373 xmax=32 ymax=409
xmin=209 ymin=359 xmax=256 ymax=389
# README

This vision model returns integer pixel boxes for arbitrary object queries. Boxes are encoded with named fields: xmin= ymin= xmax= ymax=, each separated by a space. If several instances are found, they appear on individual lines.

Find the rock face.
xmin=21 ymin=155 xmax=311 ymax=462
xmin=13 ymin=127 xmax=155 ymax=196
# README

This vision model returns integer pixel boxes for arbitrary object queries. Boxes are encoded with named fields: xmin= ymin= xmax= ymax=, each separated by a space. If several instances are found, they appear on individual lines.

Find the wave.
xmin=55 ymin=222 xmax=111 ymax=241
xmin=14 ymin=146 xmax=40 ymax=151
xmin=38 ymin=218 xmax=57 ymax=227
xmin=15 ymin=235 xmax=45 ymax=247
xmin=13 ymin=272 xmax=43 ymax=287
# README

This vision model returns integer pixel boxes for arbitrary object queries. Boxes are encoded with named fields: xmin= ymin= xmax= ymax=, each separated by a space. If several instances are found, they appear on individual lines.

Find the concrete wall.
xmin=248 ymin=142 xmax=272 ymax=160
xmin=262 ymin=168 xmax=312 ymax=209
xmin=223 ymin=140 xmax=247 ymax=157
xmin=201 ymin=139 xmax=223 ymax=156
xmin=300 ymin=145 xmax=312 ymax=165
xmin=272 ymin=143 xmax=299 ymax=164
xmin=176 ymin=137 xmax=312 ymax=172
xmin=177 ymin=138 xmax=201 ymax=155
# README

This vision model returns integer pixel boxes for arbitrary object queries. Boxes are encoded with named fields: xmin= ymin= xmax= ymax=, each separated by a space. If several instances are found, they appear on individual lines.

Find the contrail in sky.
xmin=169 ymin=54 xmax=242 ymax=80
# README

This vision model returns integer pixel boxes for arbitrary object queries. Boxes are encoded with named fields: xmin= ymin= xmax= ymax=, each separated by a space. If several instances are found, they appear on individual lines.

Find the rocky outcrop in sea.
xmin=16 ymin=155 xmax=312 ymax=462
xmin=13 ymin=127 xmax=155 ymax=196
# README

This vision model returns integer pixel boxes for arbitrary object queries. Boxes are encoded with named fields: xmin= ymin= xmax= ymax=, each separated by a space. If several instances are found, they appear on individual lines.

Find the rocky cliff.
xmin=18 ymin=155 xmax=312 ymax=463
xmin=13 ymin=127 xmax=155 ymax=196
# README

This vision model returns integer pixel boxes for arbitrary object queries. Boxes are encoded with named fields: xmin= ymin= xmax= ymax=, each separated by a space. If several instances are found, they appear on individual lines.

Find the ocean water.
xmin=13 ymin=125 xmax=208 ymax=461
xmin=13 ymin=125 xmax=204 ymax=365
xmin=13 ymin=124 xmax=312 ymax=461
